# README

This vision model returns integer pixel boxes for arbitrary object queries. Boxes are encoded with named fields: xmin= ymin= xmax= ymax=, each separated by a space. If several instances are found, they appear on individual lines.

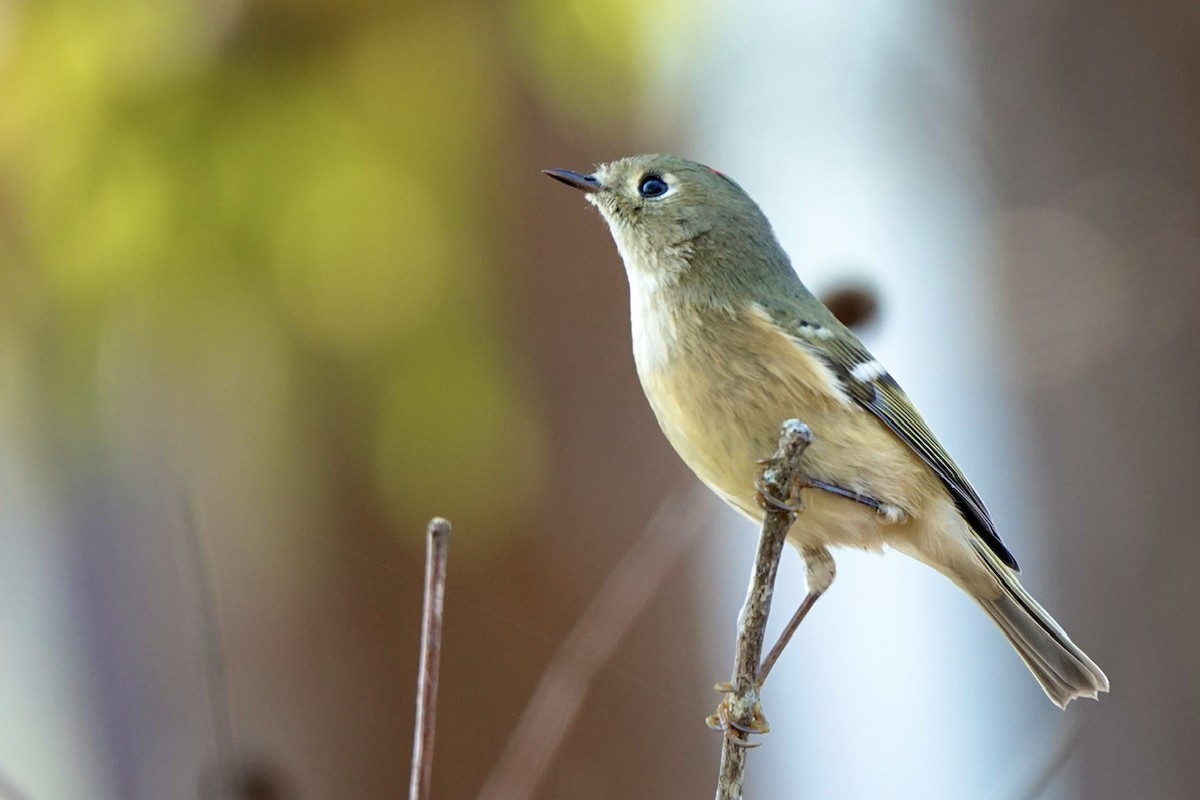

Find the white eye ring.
xmin=637 ymin=174 xmax=671 ymax=199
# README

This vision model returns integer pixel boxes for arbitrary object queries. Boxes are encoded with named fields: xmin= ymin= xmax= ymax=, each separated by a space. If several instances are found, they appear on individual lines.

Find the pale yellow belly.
xmin=636 ymin=311 xmax=949 ymax=558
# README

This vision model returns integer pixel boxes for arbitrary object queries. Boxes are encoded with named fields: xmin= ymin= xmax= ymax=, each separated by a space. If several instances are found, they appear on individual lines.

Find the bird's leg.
xmin=756 ymin=468 xmax=902 ymax=523
xmin=805 ymin=479 xmax=907 ymax=523
xmin=752 ymin=465 xmax=891 ymax=686
xmin=756 ymin=545 xmax=836 ymax=687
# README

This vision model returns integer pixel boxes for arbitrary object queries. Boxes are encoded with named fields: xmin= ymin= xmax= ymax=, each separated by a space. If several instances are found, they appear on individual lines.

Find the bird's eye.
xmin=638 ymin=175 xmax=669 ymax=198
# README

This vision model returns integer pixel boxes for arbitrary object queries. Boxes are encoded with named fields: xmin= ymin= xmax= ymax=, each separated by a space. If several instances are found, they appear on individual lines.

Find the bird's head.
xmin=544 ymin=154 xmax=791 ymax=300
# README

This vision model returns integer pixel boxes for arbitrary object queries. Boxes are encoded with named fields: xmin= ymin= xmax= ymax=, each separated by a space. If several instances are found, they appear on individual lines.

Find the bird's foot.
xmin=753 ymin=472 xmax=807 ymax=514
xmin=707 ymin=682 xmax=770 ymax=747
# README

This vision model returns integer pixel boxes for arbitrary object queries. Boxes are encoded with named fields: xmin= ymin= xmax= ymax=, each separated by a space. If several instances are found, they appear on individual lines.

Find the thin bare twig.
xmin=714 ymin=420 xmax=813 ymax=800
xmin=409 ymin=517 xmax=452 ymax=800
xmin=476 ymin=484 xmax=710 ymax=800
xmin=180 ymin=496 xmax=236 ymax=776
xmin=0 ymin=766 xmax=34 ymax=800
xmin=1008 ymin=715 xmax=1086 ymax=800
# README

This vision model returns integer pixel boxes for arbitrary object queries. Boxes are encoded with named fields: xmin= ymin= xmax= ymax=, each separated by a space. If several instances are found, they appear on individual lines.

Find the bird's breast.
xmin=632 ymin=300 xmax=941 ymax=549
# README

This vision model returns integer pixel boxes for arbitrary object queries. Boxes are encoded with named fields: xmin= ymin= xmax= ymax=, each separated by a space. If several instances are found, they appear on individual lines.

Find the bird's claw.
xmin=754 ymin=474 xmax=805 ymax=514
xmin=707 ymin=684 xmax=770 ymax=746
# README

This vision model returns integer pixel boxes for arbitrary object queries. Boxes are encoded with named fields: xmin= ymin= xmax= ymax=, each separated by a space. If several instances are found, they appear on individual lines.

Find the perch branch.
xmin=713 ymin=419 xmax=813 ymax=800
xmin=408 ymin=517 xmax=452 ymax=800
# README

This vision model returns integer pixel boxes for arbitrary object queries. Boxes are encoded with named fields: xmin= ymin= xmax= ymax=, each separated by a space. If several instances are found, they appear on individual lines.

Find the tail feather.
xmin=969 ymin=540 xmax=1109 ymax=708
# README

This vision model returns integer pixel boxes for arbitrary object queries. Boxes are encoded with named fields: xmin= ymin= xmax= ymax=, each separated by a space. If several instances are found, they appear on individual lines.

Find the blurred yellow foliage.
xmin=510 ymin=0 xmax=689 ymax=128
xmin=0 ymin=0 xmax=659 ymax=550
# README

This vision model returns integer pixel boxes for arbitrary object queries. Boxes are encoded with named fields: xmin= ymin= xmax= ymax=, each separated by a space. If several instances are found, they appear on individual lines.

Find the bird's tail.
xmin=967 ymin=539 xmax=1109 ymax=708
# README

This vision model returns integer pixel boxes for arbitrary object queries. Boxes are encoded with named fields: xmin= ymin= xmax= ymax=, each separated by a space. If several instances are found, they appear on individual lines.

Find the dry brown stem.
xmin=713 ymin=420 xmax=812 ymax=800
xmin=409 ymin=517 xmax=451 ymax=800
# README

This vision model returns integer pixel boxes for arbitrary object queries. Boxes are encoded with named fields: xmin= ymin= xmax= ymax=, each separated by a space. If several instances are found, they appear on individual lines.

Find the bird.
xmin=544 ymin=154 xmax=1108 ymax=708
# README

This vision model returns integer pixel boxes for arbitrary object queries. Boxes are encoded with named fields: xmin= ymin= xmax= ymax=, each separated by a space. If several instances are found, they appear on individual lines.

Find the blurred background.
xmin=1 ymin=0 xmax=1197 ymax=798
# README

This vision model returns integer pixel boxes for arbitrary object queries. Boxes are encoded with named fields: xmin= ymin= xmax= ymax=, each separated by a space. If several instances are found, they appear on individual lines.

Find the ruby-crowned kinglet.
xmin=545 ymin=154 xmax=1108 ymax=707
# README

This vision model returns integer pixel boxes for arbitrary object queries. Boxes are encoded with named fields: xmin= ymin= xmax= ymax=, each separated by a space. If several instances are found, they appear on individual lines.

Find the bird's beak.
xmin=542 ymin=169 xmax=602 ymax=193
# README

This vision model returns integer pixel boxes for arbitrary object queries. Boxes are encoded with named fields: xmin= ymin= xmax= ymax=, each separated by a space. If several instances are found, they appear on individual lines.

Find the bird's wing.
xmin=756 ymin=299 xmax=1020 ymax=571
